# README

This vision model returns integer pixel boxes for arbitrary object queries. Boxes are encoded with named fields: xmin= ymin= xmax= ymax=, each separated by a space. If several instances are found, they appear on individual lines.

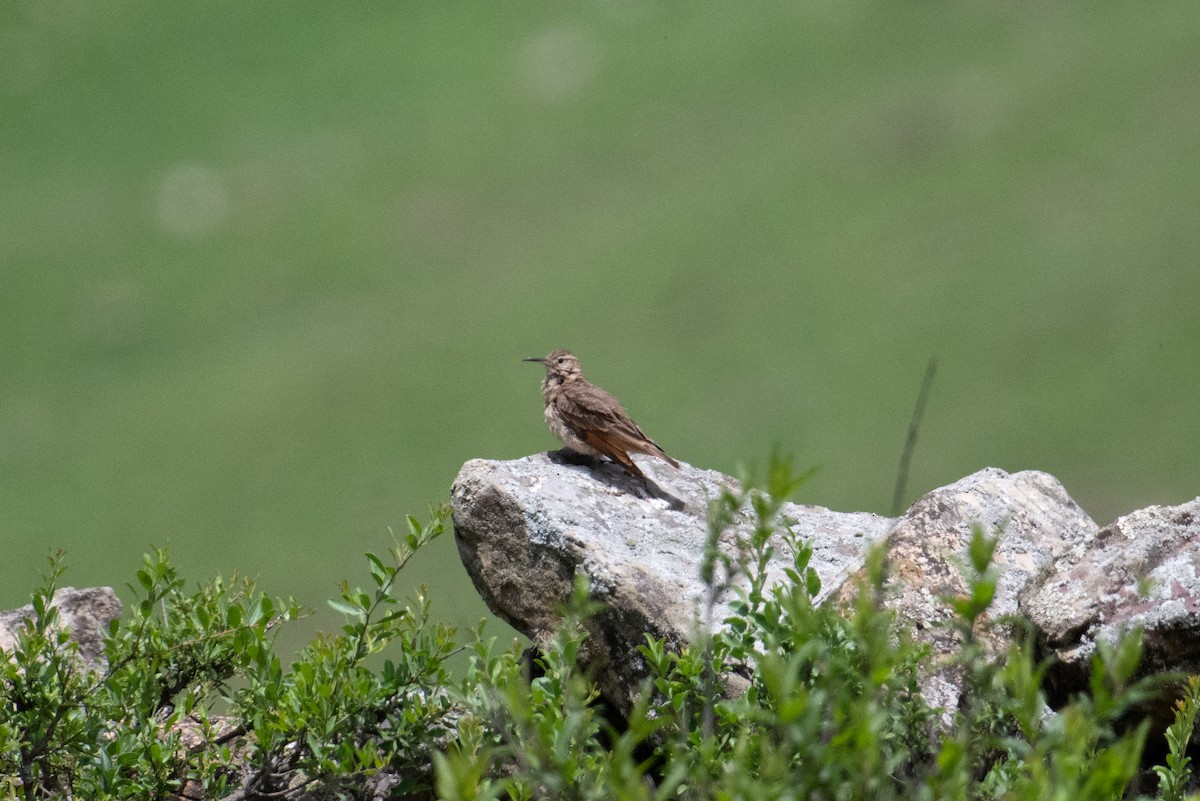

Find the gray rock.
xmin=0 ymin=586 xmax=122 ymax=669
xmin=451 ymin=451 xmax=892 ymax=713
xmin=453 ymin=453 xmax=1200 ymax=725
xmin=1023 ymin=497 xmax=1200 ymax=684
xmin=838 ymin=468 xmax=1099 ymax=721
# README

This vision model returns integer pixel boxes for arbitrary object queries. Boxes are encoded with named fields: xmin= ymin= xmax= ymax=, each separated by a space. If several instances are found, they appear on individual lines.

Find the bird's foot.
xmin=548 ymin=448 xmax=596 ymax=467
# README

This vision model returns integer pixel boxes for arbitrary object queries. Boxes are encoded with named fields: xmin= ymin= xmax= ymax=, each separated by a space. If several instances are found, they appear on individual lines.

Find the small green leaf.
xmin=967 ymin=523 xmax=999 ymax=573
xmin=376 ymin=609 xmax=410 ymax=626
xmin=972 ymin=578 xmax=996 ymax=610
xmin=327 ymin=599 xmax=360 ymax=617
xmin=365 ymin=552 xmax=389 ymax=587
xmin=805 ymin=568 xmax=822 ymax=598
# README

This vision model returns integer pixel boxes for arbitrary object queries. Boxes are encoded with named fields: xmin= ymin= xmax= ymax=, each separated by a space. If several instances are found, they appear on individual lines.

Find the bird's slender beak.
xmin=523 ymin=357 xmax=545 ymax=363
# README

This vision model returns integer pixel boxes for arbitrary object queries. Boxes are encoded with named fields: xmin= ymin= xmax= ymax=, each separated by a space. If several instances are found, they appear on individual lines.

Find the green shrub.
xmin=0 ymin=509 xmax=458 ymax=800
xmin=3 ymin=473 xmax=1199 ymax=800
xmin=1153 ymin=675 xmax=1200 ymax=801
xmin=438 ymin=457 xmax=1190 ymax=801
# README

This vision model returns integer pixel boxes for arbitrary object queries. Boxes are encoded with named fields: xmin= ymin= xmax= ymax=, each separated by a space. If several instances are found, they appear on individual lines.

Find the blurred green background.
xmin=2 ymin=2 xmax=1198 ymax=648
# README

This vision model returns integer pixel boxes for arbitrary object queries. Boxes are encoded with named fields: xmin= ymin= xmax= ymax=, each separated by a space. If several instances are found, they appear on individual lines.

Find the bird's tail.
xmin=647 ymin=441 xmax=680 ymax=468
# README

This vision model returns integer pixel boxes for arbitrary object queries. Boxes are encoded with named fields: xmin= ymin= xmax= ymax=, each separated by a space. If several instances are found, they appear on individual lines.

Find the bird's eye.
xmin=557 ymin=358 xmax=565 ymax=364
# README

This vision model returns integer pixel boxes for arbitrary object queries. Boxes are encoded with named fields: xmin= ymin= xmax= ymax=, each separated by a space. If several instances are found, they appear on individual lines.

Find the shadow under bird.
xmin=524 ymin=349 xmax=681 ymax=481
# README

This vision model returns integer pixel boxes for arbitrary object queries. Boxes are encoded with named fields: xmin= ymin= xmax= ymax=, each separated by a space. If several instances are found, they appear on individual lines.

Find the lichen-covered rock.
xmin=1023 ymin=497 xmax=1200 ymax=686
xmin=453 ymin=453 xmax=1200 ymax=725
xmin=451 ymin=451 xmax=891 ymax=713
xmin=837 ymin=468 xmax=1099 ymax=722
xmin=0 ymin=586 xmax=122 ymax=669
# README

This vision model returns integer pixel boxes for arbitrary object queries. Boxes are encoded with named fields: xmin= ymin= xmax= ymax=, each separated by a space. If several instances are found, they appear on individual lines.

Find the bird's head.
xmin=524 ymin=349 xmax=583 ymax=384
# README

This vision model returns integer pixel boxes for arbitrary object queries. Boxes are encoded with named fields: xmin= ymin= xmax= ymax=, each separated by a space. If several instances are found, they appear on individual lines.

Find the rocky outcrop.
xmin=841 ymin=468 xmax=1100 ymax=721
xmin=451 ymin=451 xmax=892 ymax=712
xmin=0 ymin=586 xmax=122 ymax=669
xmin=452 ymin=452 xmax=1200 ymax=721
xmin=1024 ymin=497 xmax=1200 ymax=690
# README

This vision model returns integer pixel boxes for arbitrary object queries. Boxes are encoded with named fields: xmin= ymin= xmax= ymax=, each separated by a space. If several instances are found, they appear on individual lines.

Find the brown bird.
xmin=524 ymin=349 xmax=680 ymax=480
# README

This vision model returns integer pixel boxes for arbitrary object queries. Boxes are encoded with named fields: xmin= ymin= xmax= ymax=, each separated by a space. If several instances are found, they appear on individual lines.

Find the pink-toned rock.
xmin=837 ymin=467 xmax=1099 ymax=723
xmin=1023 ymin=497 xmax=1200 ymax=684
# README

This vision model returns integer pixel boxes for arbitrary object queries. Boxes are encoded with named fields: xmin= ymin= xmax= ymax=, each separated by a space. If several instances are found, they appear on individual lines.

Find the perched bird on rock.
xmin=524 ymin=349 xmax=680 ymax=480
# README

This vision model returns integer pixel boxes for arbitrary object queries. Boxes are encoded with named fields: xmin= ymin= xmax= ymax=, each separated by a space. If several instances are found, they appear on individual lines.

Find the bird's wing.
xmin=558 ymin=384 xmax=680 ymax=467
xmin=556 ymin=384 xmax=641 ymax=441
